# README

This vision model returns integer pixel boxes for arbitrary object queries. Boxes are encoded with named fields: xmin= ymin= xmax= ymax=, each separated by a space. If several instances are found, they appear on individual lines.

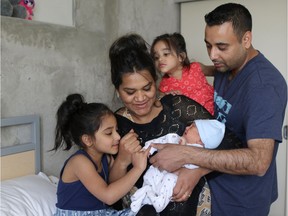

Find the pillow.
xmin=0 ymin=172 xmax=58 ymax=216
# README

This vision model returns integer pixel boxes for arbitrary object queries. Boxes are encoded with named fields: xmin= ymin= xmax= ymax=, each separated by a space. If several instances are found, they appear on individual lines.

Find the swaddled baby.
xmin=130 ymin=119 xmax=225 ymax=213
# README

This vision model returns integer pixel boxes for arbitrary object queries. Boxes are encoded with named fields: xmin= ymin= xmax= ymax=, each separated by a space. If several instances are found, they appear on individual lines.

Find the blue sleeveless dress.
xmin=54 ymin=149 xmax=135 ymax=216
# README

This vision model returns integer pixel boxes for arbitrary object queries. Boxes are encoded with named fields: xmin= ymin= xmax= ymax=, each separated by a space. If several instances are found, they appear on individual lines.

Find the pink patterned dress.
xmin=159 ymin=62 xmax=214 ymax=115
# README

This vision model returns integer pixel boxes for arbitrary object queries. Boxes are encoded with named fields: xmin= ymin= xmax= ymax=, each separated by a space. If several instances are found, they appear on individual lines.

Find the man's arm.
xmin=199 ymin=62 xmax=215 ymax=76
xmin=150 ymin=138 xmax=274 ymax=176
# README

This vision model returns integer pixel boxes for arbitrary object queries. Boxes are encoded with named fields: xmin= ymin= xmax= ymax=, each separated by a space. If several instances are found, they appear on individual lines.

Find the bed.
xmin=0 ymin=115 xmax=58 ymax=216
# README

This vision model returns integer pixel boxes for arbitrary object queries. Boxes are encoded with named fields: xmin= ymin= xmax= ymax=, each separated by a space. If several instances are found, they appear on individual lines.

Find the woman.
xmin=108 ymin=33 xmax=241 ymax=216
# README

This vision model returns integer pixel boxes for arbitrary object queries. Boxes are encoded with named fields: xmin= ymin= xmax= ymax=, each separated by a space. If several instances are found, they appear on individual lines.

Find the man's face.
xmin=204 ymin=22 xmax=248 ymax=75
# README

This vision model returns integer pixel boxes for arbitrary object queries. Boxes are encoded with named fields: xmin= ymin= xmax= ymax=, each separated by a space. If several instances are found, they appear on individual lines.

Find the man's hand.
xmin=149 ymin=143 xmax=185 ymax=172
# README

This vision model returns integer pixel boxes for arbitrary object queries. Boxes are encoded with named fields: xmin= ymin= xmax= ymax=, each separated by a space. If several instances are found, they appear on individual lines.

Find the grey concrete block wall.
xmin=1 ymin=0 xmax=179 ymax=176
xmin=108 ymin=0 xmax=180 ymax=44
xmin=1 ymin=16 xmax=114 ymax=175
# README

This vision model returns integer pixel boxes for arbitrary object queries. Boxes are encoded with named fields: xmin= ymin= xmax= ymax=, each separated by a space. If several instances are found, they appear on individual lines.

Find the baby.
xmin=130 ymin=119 xmax=225 ymax=213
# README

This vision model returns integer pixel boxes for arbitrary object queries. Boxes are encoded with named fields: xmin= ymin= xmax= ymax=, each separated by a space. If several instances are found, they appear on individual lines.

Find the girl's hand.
xmin=131 ymin=147 xmax=151 ymax=171
xmin=118 ymin=129 xmax=142 ymax=166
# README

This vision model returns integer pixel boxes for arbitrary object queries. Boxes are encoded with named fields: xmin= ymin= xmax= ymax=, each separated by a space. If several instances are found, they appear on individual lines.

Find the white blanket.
xmin=131 ymin=133 xmax=202 ymax=213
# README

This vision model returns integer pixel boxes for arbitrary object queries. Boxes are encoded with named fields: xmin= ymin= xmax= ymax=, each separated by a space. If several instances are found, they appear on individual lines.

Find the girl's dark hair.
xmin=150 ymin=32 xmax=190 ymax=68
xmin=109 ymin=34 xmax=157 ymax=89
xmin=52 ymin=93 xmax=114 ymax=151
xmin=204 ymin=3 xmax=252 ymax=42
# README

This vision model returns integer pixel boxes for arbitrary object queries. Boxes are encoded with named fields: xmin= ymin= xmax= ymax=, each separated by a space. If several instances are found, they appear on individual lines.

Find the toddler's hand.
xmin=165 ymin=90 xmax=182 ymax=96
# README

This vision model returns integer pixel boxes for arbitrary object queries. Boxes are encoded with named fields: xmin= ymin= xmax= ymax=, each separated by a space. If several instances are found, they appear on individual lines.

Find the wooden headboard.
xmin=0 ymin=115 xmax=41 ymax=180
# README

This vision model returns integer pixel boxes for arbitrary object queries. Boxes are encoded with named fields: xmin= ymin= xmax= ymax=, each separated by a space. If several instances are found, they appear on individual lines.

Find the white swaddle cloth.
xmin=130 ymin=133 xmax=202 ymax=213
xmin=130 ymin=165 xmax=177 ymax=213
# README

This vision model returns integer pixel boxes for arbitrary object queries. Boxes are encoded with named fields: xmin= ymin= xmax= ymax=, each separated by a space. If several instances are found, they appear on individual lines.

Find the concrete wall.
xmin=1 ymin=0 xmax=179 ymax=176
xmin=32 ymin=0 xmax=74 ymax=26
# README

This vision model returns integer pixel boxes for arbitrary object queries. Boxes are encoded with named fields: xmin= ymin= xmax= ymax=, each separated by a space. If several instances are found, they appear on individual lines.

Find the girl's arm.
xmin=72 ymin=149 xmax=149 ymax=206
xmin=109 ymin=130 xmax=141 ymax=183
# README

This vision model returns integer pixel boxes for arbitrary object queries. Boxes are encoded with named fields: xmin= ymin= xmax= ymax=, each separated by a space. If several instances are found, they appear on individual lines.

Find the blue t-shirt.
xmin=209 ymin=52 xmax=287 ymax=216
xmin=56 ymin=149 xmax=109 ymax=211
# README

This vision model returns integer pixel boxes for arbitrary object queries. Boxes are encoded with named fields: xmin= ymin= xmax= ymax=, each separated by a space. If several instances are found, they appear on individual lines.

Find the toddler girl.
xmin=151 ymin=32 xmax=214 ymax=115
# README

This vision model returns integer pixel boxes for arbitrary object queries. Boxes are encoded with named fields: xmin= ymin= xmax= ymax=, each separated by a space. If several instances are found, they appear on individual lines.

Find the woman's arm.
xmin=172 ymin=167 xmax=211 ymax=202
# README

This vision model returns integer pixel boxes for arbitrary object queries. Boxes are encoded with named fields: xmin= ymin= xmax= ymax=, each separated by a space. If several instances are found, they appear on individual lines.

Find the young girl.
xmin=150 ymin=32 xmax=214 ymax=115
xmin=52 ymin=93 xmax=150 ymax=216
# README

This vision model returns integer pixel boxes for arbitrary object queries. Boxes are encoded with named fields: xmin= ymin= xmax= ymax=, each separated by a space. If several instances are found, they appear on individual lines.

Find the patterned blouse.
xmin=159 ymin=62 xmax=214 ymax=115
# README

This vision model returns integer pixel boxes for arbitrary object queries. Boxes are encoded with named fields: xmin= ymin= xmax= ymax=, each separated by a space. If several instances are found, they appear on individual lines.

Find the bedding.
xmin=0 ymin=172 xmax=58 ymax=216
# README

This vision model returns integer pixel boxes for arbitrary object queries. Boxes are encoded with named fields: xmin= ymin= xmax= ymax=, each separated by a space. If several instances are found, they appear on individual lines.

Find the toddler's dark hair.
xmin=150 ymin=32 xmax=190 ymax=68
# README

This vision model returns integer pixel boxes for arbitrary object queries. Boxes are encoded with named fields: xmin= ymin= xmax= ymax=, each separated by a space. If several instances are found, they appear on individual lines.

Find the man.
xmin=150 ymin=3 xmax=287 ymax=216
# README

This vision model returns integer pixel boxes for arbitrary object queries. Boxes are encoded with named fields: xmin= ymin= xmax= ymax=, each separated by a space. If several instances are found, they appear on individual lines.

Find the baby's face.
xmin=183 ymin=123 xmax=201 ymax=144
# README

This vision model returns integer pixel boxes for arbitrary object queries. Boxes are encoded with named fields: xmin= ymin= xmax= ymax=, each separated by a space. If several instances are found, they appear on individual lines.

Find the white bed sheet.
xmin=1 ymin=172 xmax=58 ymax=216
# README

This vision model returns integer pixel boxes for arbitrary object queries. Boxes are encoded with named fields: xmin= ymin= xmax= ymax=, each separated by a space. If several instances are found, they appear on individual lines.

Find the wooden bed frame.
xmin=0 ymin=115 xmax=41 ymax=180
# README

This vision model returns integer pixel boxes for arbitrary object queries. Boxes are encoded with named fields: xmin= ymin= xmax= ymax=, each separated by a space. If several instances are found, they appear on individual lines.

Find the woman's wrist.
xmin=198 ymin=167 xmax=211 ymax=176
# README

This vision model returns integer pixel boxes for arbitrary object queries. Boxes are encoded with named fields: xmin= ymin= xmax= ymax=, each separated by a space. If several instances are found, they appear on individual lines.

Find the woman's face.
xmin=117 ymin=70 xmax=158 ymax=120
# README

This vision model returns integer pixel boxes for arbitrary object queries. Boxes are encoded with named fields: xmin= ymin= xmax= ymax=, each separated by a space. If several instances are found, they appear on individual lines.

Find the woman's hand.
xmin=118 ymin=129 xmax=142 ymax=167
xmin=171 ymin=168 xmax=205 ymax=202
